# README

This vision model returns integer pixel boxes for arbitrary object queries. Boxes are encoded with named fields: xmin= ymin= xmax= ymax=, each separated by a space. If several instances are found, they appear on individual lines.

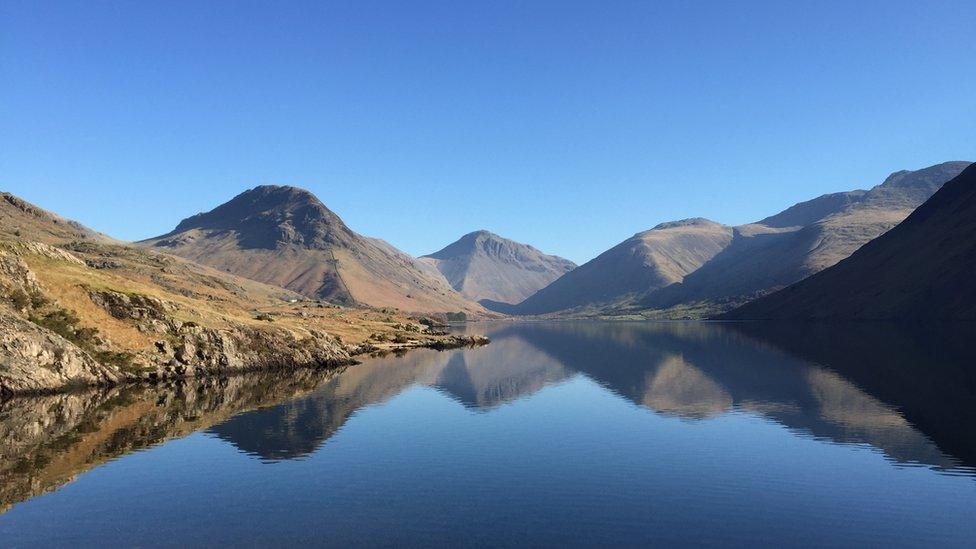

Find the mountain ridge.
xmin=508 ymin=161 xmax=970 ymax=316
xmin=142 ymin=185 xmax=482 ymax=314
xmin=641 ymin=160 xmax=971 ymax=312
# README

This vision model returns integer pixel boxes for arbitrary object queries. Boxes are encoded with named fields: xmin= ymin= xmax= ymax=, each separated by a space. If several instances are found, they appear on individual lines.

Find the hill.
xmin=642 ymin=161 xmax=971 ymax=312
xmin=512 ymin=219 xmax=732 ymax=315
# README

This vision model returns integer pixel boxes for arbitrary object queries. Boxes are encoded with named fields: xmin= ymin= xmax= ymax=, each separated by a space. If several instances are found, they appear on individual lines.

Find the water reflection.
xmin=730 ymin=321 xmax=976 ymax=470
xmin=0 ymin=368 xmax=344 ymax=512
xmin=2 ymin=321 xmax=974 ymax=513
xmin=208 ymin=330 xmax=571 ymax=460
xmin=544 ymin=321 xmax=976 ymax=471
xmin=209 ymin=321 xmax=976 ymax=473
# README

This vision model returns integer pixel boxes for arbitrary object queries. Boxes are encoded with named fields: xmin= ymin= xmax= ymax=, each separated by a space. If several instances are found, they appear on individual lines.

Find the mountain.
xmin=511 ymin=161 xmax=969 ymax=316
xmin=722 ymin=163 xmax=976 ymax=320
xmin=141 ymin=185 xmax=481 ymax=314
xmin=512 ymin=218 xmax=735 ymax=315
xmin=419 ymin=230 xmax=575 ymax=310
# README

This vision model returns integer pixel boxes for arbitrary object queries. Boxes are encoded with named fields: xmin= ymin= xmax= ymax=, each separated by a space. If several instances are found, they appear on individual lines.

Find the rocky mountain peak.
xmin=164 ymin=185 xmax=353 ymax=250
xmin=427 ymin=230 xmax=512 ymax=259
xmin=876 ymin=161 xmax=972 ymax=191
xmin=650 ymin=218 xmax=722 ymax=231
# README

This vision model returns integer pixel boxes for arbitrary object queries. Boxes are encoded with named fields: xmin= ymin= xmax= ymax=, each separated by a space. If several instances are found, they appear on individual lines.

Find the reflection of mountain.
xmin=512 ymin=321 xmax=972 ymax=472
xmin=211 ymin=321 xmax=974 ymax=473
xmin=642 ymin=356 xmax=732 ymax=419
xmin=206 ymin=350 xmax=452 ymax=461
xmin=728 ymin=322 xmax=976 ymax=469
xmin=430 ymin=326 xmax=570 ymax=409
xmin=208 ymin=327 xmax=570 ymax=459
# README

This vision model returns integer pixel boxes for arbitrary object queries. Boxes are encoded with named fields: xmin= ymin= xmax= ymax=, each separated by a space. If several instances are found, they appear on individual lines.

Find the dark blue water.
xmin=1 ymin=321 xmax=975 ymax=547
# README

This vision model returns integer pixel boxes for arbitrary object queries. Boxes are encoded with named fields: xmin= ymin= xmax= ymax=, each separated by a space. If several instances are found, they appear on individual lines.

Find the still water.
xmin=1 ymin=321 xmax=975 ymax=547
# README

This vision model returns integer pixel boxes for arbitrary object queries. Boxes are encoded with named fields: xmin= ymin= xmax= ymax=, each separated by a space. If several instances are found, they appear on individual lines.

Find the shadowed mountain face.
xmin=141 ymin=185 xmax=481 ymax=313
xmin=725 ymin=163 xmax=976 ymax=319
xmin=3 ymin=321 xmax=975 ymax=514
xmin=420 ymin=230 xmax=575 ymax=310
xmin=510 ymin=161 xmax=969 ymax=316
xmin=644 ymin=161 xmax=972 ymax=312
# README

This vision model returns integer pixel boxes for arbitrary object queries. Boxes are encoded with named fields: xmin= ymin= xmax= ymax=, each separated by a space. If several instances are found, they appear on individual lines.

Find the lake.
xmin=1 ymin=321 xmax=975 ymax=547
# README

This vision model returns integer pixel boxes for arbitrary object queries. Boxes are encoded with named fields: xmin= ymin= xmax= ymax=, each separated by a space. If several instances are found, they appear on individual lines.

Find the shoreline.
xmin=0 ymin=332 xmax=490 ymax=400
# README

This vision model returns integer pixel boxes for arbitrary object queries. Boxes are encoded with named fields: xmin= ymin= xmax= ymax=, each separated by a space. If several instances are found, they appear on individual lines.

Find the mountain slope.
xmin=512 ymin=219 xmax=734 ymax=315
xmin=420 ymin=230 xmax=575 ymax=309
xmin=642 ymin=161 xmax=970 ymax=312
xmin=141 ymin=185 xmax=481 ymax=314
xmin=508 ymin=161 xmax=968 ymax=316
xmin=722 ymin=163 xmax=976 ymax=320
xmin=0 ymin=193 xmax=115 ymax=244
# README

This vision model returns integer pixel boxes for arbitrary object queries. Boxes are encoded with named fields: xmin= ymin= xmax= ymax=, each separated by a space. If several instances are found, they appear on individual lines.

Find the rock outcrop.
xmin=0 ymin=307 xmax=120 ymax=395
xmin=86 ymin=288 xmax=353 ymax=382
xmin=0 ymin=232 xmax=354 ymax=395
xmin=0 ymin=249 xmax=119 ymax=394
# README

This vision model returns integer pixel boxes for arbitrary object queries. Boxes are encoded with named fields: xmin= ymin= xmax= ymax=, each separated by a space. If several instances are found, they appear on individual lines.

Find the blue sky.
xmin=2 ymin=1 xmax=973 ymax=264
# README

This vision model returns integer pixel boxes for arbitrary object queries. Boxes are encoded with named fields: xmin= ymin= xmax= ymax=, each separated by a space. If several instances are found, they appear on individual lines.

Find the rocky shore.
xmin=0 ymin=242 xmax=489 ymax=397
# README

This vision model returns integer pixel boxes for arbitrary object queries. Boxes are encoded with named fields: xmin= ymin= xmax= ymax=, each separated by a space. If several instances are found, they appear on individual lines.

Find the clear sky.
xmin=2 ymin=1 xmax=973 ymax=264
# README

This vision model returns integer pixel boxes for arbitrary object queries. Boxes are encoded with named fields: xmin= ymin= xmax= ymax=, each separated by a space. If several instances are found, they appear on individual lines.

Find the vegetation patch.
xmin=27 ymin=301 xmax=134 ymax=370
